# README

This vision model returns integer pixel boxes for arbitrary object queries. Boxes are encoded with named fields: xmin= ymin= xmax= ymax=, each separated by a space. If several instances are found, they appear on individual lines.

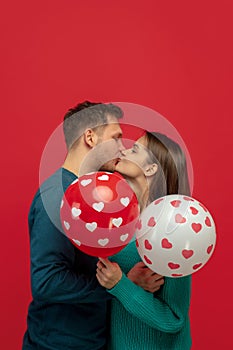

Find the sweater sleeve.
xmin=107 ymin=272 xmax=191 ymax=333
xmin=29 ymin=195 xmax=110 ymax=304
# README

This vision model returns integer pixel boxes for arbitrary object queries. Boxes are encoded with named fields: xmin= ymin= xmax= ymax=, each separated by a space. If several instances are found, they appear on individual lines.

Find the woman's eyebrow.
xmin=133 ymin=143 xmax=139 ymax=149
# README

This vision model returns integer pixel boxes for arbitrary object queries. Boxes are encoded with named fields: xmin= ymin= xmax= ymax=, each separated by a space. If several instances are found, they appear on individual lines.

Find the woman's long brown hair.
xmin=144 ymin=132 xmax=191 ymax=204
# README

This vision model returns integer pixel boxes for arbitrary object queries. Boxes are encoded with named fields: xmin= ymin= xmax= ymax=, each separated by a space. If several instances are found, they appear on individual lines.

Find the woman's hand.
xmin=127 ymin=262 xmax=164 ymax=293
xmin=96 ymin=258 xmax=123 ymax=289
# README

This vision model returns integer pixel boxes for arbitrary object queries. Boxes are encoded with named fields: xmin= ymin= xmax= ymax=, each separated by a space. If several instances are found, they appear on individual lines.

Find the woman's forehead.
xmin=136 ymin=135 xmax=148 ymax=147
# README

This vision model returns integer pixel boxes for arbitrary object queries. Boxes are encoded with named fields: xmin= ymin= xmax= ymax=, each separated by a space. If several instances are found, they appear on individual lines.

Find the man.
xmin=22 ymin=101 xmax=164 ymax=350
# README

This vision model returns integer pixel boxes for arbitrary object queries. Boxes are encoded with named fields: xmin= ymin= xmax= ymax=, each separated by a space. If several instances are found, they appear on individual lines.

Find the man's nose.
xmin=118 ymin=139 xmax=125 ymax=153
xmin=120 ymin=145 xmax=132 ymax=157
xmin=120 ymin=149 xmax=126 ymax=156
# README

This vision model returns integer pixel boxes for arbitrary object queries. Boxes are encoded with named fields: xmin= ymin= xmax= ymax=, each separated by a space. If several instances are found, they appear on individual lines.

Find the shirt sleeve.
xmin=107 ymin=272 xmax=191 ymax=333
xmin=29 ymin=195 xmax=110 ymax=304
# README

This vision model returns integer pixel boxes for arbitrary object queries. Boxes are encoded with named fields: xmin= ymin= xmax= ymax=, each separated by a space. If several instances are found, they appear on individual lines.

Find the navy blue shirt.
xmin=22 ymin=168 xmax=110 ymax=350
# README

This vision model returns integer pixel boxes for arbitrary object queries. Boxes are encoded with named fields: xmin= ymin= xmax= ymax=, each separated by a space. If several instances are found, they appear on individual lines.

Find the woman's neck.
xmin=124 ymin=176 xmax=149 ymax=212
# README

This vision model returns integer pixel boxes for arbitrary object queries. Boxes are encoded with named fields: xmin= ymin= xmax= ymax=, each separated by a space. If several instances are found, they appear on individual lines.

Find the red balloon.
xmin=60 ymin=171 xmax=139 ymax=257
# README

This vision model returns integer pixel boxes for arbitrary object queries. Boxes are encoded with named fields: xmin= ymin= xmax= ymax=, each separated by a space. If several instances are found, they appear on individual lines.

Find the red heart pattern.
xmin=175 ymin=214 xmax=186 ymax=224
xmin=207 ymin=244 xmax=213 ymax=254
xmin=154 ymin=198 xmax=164 ymax=205
xmin=190 ymin=207 xmax=198 ymax=215
xmin=170 ymin=200 xmax=181 ymax=207
xmin=144 ymin=255 xmax=152 ymax=265
xmin=161 ymin=238 xmax=173 ymax=249
xmin=168 ymin=262 xmax=180 ymax=269
xmin=193 ymin=263 xmax=202 ymax=270
xmin=182 ymin=249 xmax=194 ymax=259
xmin=135 ymin=195 xmax=216 ymax=277
xmin=135 ymin=219 xmax=142 ymax=230
xmin=148 ymin=217 xmax=156 ymax=227
xmin=191 ymin=223 xmax=202 ymax=233
xmin=183 ymin=196 xmax=194 ymax=201
xmin=205 ymin=217 xmax=211 ymax=227
xmin=144 ymin=239 xmax=152 ymax=250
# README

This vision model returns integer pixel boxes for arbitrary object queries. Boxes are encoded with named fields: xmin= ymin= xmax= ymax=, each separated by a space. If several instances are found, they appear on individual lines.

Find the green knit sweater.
xmin=108 ymin=240 xmax=192 ymax=349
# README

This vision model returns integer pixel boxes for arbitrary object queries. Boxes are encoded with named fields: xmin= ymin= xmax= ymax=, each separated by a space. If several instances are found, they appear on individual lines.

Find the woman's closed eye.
xmin=131 ymin=144 xmax=139 ymax=153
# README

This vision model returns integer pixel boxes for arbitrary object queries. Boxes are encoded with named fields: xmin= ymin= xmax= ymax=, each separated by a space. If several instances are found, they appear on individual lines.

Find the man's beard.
xmin=99 ymin=159 xmax=116 ymax=173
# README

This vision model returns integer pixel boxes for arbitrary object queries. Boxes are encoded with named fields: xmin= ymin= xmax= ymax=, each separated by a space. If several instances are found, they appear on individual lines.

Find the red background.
xmin=1 ymin=1 xmax=232 ymax=349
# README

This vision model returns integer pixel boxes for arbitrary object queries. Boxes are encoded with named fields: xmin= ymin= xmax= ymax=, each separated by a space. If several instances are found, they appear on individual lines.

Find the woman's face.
xmin=115 ymin=135 xmax=152 ymax=179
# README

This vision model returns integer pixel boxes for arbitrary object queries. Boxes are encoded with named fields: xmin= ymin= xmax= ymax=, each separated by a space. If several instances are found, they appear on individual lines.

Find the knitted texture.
xmin=108 ymin=240 xmax=192 ymax=349
xmin=23 ymin=168 xmax=110 ymax=350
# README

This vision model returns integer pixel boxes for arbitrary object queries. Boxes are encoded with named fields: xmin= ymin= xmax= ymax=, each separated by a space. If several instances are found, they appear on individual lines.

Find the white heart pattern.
xmin=60 ymin=200 xmax=64 ymax=208
xmin=80 ymin=179 xmax=92 ymax=187
xmin=71 ymin=207 xmax=81 ymax=218
xmin=112 ymin=217 xmax=123 ymax=227
xmin=72 ymin=239 xmax=81 ymax=246
xmin=64 ymin=221 xmax=70 ymax=230
xmin=120 ymin=233 xmax=129 ymax=242
xmin=98 ymin=238 xmax=109 ymax=246
xmin=98 ymin=174 xmax=109 ymax=181
xmin=92 ymin=202 xmax=104 ymax=212
xmin=85 ymin=222 xmax=97 ymax=232
xmin=120 ymin=197 xmax=130 ymax=207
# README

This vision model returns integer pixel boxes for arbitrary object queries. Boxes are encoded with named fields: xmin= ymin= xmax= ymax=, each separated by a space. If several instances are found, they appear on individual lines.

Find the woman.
xmin=96 ymin=132 xmax=192 ymax=350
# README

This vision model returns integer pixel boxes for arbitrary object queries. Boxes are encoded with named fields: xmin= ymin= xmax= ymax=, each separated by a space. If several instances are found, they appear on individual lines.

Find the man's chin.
xmin=99 ymin=158 xmax=122 ymax=173
xmin=99 ymin=161 xmax=115 ymax=173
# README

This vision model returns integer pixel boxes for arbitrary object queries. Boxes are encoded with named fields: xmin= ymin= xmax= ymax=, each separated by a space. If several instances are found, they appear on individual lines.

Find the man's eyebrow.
xmin=133 ymin=143 xmax=139 ymax=148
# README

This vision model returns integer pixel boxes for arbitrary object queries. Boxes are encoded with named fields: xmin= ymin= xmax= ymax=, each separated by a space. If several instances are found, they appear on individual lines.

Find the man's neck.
xmin=62 ymin=148 xmax=84 ymax=177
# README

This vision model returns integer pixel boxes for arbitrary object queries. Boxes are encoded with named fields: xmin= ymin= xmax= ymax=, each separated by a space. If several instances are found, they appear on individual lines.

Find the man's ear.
xmin=144 ymin=163 xmax=158 ymax=177
xmin=83 ymin=129 xmax=99 ymax=148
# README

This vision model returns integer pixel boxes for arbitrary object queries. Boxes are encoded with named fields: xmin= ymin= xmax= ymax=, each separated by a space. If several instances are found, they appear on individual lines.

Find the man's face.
xmin=79 ymin=115 xmax=124 ymax=175
xmin=97 ymin=115 xmax=124 ymax=172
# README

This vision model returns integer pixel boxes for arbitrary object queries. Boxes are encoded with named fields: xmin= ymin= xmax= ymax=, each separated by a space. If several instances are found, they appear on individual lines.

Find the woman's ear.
xmin=84 ymin=129 xmax=99 ymax=148
xmin=144 ymin=163 xmax=158 ymax=177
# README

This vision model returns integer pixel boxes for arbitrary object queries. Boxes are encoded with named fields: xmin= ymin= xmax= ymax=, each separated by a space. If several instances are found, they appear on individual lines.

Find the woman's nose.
xmin=120 ymin=147 xmax=130 ymax=156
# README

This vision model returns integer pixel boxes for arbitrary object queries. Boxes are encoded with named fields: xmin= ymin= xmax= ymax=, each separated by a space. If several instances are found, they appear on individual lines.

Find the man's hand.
xmin=96 ymin=258 xmax=123 ymax=289
xmin=127 ymin=262 xmax=164 ymax=293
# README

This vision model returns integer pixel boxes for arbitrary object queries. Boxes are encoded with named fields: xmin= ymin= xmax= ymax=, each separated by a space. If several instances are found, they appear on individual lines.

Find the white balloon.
xmin=136 ymin=195 xmax=216 ymax=277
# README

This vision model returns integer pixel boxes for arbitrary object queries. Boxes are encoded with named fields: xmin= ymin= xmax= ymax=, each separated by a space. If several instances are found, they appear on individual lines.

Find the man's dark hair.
xmin=63 ymin=101 xmax=123 ymax=149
